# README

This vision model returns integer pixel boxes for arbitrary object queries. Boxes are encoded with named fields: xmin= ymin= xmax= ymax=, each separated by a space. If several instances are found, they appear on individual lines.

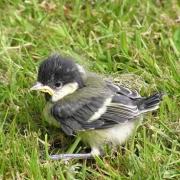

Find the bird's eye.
xmin=55 ymin=82 xmax=62 ymax=88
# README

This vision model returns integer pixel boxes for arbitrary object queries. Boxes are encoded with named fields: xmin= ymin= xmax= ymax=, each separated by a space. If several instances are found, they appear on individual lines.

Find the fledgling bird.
xmin=31 ymin=54 xmax=163 ymax=160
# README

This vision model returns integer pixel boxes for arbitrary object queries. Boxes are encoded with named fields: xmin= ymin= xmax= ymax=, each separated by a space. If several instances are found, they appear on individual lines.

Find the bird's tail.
xmin=138 ymin=93 xmax=163 ymax=113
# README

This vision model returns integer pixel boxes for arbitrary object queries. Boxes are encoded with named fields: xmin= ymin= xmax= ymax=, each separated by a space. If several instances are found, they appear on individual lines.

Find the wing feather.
xmin=107 ymin=82 xmax=141 ymax=99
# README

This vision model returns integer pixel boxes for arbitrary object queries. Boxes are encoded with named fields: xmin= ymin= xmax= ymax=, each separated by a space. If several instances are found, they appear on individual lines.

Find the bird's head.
xmin=31 ymin=54 xmax=86 ymax=102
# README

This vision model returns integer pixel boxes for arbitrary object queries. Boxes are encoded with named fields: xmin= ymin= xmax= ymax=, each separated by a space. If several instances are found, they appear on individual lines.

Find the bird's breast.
xmin=43 ymin=102 xmax=60 ymax=127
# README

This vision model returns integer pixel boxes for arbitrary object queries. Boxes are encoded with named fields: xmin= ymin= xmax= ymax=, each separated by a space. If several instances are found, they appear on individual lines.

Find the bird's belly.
xmin=79 ymin=122 xmax=135 ymax=149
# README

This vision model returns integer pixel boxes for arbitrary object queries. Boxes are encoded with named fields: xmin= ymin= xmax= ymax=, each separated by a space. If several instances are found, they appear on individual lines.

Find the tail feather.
xmin=138 ymin=93 xmax=163 ymax=113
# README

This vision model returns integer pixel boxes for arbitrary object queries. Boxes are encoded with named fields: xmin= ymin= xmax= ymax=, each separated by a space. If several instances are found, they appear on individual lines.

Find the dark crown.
xmin=38 ymin=54 xmax=84 ymax=88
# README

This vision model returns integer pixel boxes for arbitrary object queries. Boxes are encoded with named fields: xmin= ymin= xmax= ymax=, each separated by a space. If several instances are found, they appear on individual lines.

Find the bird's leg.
xmin=49 ymin=148 xmax=101 ymax=160
xmin=49 ymin=153 xmax=93 ymax=160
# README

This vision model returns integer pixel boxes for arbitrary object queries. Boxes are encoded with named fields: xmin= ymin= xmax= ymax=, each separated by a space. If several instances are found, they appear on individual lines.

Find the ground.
xmin=0 ymin=0 xmax=180 ymax=179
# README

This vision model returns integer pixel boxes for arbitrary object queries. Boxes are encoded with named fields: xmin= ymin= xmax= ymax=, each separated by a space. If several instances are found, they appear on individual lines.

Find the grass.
xmin=0 ymin=0 xmax=180 ymax=179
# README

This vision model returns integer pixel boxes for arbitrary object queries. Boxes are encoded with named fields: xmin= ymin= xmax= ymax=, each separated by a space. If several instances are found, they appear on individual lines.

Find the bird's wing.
xmin=51 ymin=92 xmax=140 ymax=135
xmin=96 ymin=94 xmax=140 ymax=129
xmin=51 ymin=93 xmax=109 ymax=135
xmin=107 ymin=82 xmax=141 ymax=99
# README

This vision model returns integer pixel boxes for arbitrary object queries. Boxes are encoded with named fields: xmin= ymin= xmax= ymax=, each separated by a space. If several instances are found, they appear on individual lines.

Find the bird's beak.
xmin=30 ymin=82 xmax=54 ymax=96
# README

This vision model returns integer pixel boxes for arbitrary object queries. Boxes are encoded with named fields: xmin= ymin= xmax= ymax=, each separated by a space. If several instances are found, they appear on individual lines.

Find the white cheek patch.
xmin=52 ymin=82 xmax=78 ymax=102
